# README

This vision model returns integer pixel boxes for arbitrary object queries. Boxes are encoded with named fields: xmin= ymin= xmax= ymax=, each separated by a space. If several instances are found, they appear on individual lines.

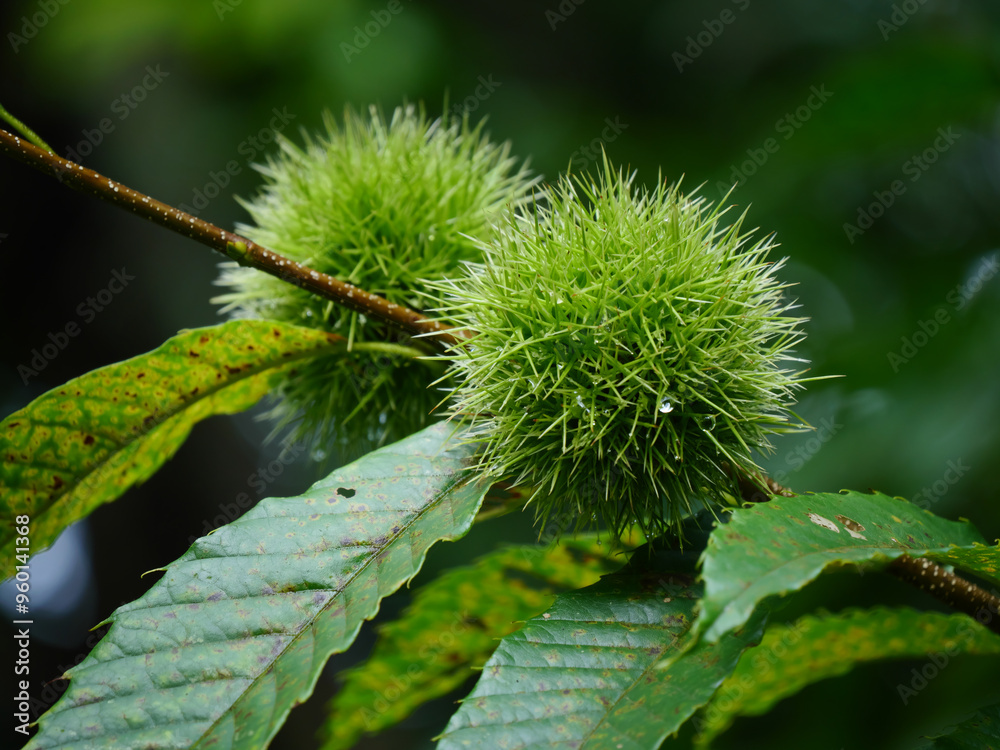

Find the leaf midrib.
xmin=576 ymin=631 xmax=685 ymax=748
xmin=186 ymin=466 xmax=473 ymax=747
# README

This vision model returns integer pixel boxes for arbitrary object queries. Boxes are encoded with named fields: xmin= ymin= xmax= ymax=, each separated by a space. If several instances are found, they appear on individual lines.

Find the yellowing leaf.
xmin=321 ymin=533 xmax=639 ymax=749
xmin=0 ymin=319 xmax=344 ymax=567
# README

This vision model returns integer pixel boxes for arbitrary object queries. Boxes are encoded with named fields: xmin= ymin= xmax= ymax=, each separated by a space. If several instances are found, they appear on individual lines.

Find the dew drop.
xmin=700 ymin=414 xmax=717 ymax=431
xmin=311 ymin=448 xmax=327 ymax=462
xmin=658 ymin=398 xmax=674 ymax=414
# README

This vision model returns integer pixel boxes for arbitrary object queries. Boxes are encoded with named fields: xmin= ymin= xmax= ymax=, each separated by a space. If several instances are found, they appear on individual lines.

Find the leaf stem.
xmin=0 ymin=126 xmax=468 ymax=350
xmin=738 ymin=473 xmax=1000 ymax=637
xmin=0 ymin=103 xmax=54 ymax=153
xmin=347 ymin=341 xmax=430 ymax=359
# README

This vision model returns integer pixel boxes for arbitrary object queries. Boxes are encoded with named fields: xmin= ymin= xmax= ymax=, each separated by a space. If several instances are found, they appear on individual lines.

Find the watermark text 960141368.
xmin=12 ymin=514 xmax=33 ymax=737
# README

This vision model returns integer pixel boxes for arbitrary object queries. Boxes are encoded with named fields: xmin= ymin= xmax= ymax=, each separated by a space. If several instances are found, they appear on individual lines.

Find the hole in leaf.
xmin=337 ymin=487 xmax=356 ymax=498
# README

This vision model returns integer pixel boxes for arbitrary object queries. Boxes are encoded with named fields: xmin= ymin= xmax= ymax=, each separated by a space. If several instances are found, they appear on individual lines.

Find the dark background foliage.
xmin=1 ymin=1 xmax=999 ymax=748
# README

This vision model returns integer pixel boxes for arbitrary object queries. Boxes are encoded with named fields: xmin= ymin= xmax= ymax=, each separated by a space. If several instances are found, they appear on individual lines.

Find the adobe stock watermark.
xmin=768 ymin=416 xmax=842 ymax=488
xmin=715 ymin=84 xmax=833 ymax=197
xmin=447 ymin=75 xmax=501 ymax=120
xmin=186 ymin=437 xmax=307 ymax=544
xmin=878 ymin=0 xmax=931 ymax=40
xmin=910 ymin=458 xmax=969 ymax=511
xmin=896 ymin=597 xmax=998 ymax=705
xmin=672 ymin=0 xmax=751 ymax=73
xmin=545 ymin=0 xmax=586 ymax=31
xmin=690 ymin=619 xmax=807 ymax=736
xmin=8 ymin=0 xmax=71 ymax=53
xmin=340 ymin=0 xmax=412 ymax=62
xmin=843 ymin=126 xmax=961 ymax=244
xmin=17 ymin=268 xmax=136 ymax=385
xmin=176 ymin=106 xmax=296 ymax=216
xmin=568 ymin=117 xmax=628 ymax=173
xmin=354 ymin=610 xmax=473 ymax=729
xmin=15 ymin=597 xmax=131 ymax=724
xmin=63 ymin=65 xmax=170 ymax=164
xmin=213 ymin=0 xmax=243 ymax=20
xmin=886 ymin=252 xmax=998 ymax=372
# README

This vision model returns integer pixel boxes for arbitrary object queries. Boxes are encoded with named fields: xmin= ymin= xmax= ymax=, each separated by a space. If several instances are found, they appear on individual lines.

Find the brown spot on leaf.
xmin=807 ymin=513 xmax=839 ymax=532
xmin=51 ymin=476 xmax=64 ymax=490
xmin=835 ymin=515 xmax=868 ymax=540
xmin=188 ymin=350 xmax=200 ymax=358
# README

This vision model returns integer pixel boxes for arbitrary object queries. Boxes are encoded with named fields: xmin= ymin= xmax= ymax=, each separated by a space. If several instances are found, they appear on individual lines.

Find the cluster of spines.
xmin=214 ymin=104 xmax=535 ymax=456
xmin=435 ymin=161 xmax=806 ymax=538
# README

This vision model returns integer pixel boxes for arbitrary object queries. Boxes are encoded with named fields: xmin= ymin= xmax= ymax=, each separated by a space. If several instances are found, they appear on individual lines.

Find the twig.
xmin=888 ymin=554 xmax=1000 ymax=637
xmin=0 ymin=127 xmax=467 ymax=350
xmin=737 ymin=474 xmax=1000 ymax=637
xmin=8 ymin=122 xmax=997 ymax=635
xmin=0 ymin=103 xmax=54 ymax=152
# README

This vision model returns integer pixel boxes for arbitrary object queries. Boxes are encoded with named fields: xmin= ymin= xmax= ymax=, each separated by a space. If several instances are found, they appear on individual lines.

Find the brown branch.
xmin=888 ymin=554 xmax=1000 ymax=636
xmin=737 ymin=472 xmax=1000 ymax=637
xmin=8 ymin=124 xmax=998 ymax=636
xmin=0 ymin=127 xmax=468 ymax=350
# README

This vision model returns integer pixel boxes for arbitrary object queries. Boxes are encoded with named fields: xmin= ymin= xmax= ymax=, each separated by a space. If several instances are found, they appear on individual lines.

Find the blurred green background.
xmin=1 ymin=1 xmax=999 ymax=748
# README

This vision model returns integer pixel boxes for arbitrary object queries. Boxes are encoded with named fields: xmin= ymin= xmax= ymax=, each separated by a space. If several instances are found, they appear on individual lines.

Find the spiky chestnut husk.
xmin=437 ymin=162 xmax=807 ymax=539
xmin=214 ymin=104 xmax=535 ymax=456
